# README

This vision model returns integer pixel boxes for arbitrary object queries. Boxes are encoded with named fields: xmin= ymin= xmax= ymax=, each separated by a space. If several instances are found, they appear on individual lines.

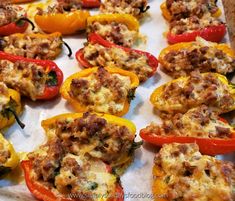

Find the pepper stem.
xmin=63 ymin=41 xmax=73 ymax=58
xmin=140 ymin=5 xmax=150 ymax=13
xmin=6 ymin=108 xmax=25 ymax=129
xmin=16 ymin=18 xmax=35 ymax=31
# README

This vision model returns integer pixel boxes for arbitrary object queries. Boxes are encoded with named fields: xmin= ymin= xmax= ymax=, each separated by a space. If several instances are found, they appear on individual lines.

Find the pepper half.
xmin=11 ymin=0 xmax=36 ymax=3
xmin=60 ymin=67 xmax=139 ymax=116
xmin=160 ymin=1 xmax=222 ymax=21
xmin=81 ymin=0 xmax=101 ymax=8
xmin=21 ymin=159 xmax=124 ymax=201
xmin=34 ymin=10 xmax=90 ymax=35
xmin=150 ymin=73 xmax=235 ymax=115
xmin=140 ymin=117 xmax=235 ymax=155
xmin=76 ymin=33 xmax=158 ymax=81
xmin=0 ymin=51 xmax=63 ymax=100
xmin=0 ymin=84 xmax=22 ymax=129
xmin=167 ymin=24 xmax=226 ymax=44
xmin=0 ymin=133 xmax=19 ymax=176
xmin=87 ymin=13 xmax=139 ymax=32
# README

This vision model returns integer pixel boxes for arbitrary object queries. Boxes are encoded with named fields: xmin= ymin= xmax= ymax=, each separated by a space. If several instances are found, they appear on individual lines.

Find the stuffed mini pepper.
xmin=35 ymin=4 xmax=90 ymax=35
xmin=87 ymin=14 xmax=139 ymax=47
xmin=100 ymin=0 xmax=150 ymax=19
xmin=159 ymin=37 xmax=235 ymax=78
xmin=0 ymin=82 xmax=23 ymax=129
xmin=0 ymin=133 xmax=19 ymax=176
xmin=22 ymin=137 xmax=124 ymax=201
xmin=57 ymin=0 xmax=101 ymax=8
xmin=140 ymin=105 xmax=235 ymax=155
xmin=150 ymin=72 xmax=235 ymax=117
xmin=61 ymin=67 xmax=139 ymax=116
xmin=0 ymin=52 xmax=63 ymax=101
xmin=41 ymin=112 xmax=141 ymax=174
xmin=0 ymin=32 xmax=72 ymax=60
xmin=76 ymin=33 xmax=158 ymax=82
xmin=0 ymin=3 xmax=34 ymax=36
xmin=153 ymin=143 xmax=235 ymax=201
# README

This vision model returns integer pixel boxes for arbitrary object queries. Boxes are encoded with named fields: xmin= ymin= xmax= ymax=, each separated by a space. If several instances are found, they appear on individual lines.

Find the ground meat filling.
xmin=166 ymin=0 xmax=219 ymax=20
xmin=2 ymin=34 xmax=62 ymax=60
xmin=69 ymin=67 xmax=132 ymax=114
xmin=28 ymin=138 xmax=117 ymax=200
xmin=170 ymin=14 xmax=222 ymax=35
xmin=53 ymin=112 xmax=134 ymax=164
xmin=0 ymin=60 xmax=47 ymax=100
xmin=87 ymin=22 xmax=138 ymax=47
xmin=83 ymin=43 xmax=152 ymax=82
xmin=0 ymin=4 xmax=18 ymax=27
xmin=162 ymin=40 xmax=235 ymax=78
xmin=0 ymin=142 xmax=10 ymax=166
xmin=100 ymin=0 xmax=149 ymax=18
xmin=159 ymin=71 xmax=234 ymax=114
xmin=0 ymin=82 xmax=9 ymax=112
xmin=144 ymin=105 xmax=233 ymax=139
xmin=154 ymin=143 xmax=235 ymax=201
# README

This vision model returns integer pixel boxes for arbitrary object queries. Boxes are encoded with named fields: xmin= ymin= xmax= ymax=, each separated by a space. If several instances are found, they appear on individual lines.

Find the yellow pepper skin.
xmin=41 ymin=112 xmax=137 ymax=171
xmin=0 ymin=133 xmax=19 ymax=175
xmin=0 ymin=88 xmax=22 ymax=130
xmin=160 ymin=2 xmax=222 ymax=21
xmin=60 ymin=67 xmax=139 ymax=116
xmin=3 ymin=32 xmax=63 ymax=60
xmin=158 ymin=40 xmax=235 ymax=67
xmin=34 ymin=10 xmax=90 ymax=35
xmin=150 ymin=73 xmax=235 ymax=115
xmin=152 ymin=164 xmax=168 ymax=201
xmin=87 ymin=13 xmax=139 ymax=32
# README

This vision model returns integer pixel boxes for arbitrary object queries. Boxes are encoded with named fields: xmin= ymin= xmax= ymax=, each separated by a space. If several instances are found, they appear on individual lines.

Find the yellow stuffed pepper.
xmin=150 ymin=72 xmax=235 ymax=117
xmin=0 ymin=133 xmax=19 ymax=176
xmin=158 ymin=37 xmax=235 ymax=78
xmin=61 ymin=67 xmax=139 ymax=116
xmin=0 ymin=82 xmax=23 ymax=129
xmin=87 ymin=13 xmax=139 ymax=47
xmin=41 ymin=112 xmax=142 ymax=174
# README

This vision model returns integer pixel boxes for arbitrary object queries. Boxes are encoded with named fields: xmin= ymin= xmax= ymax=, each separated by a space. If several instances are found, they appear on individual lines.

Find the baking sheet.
xmin=0 ymin=0 xmax=234 ymax=200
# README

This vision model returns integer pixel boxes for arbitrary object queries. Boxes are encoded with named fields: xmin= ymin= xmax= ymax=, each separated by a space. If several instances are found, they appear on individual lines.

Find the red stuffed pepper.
xmin=57 ymin=0 xmax=100 ymax=8
xmin=167 ymin=24 xmax=226 ymax=44
xmin=0 ymin=51 xmax=63 ymax=100
xmin=76 ymin=33 xmax=158 ymax=82
xmin=140 ymin=105 xmax=235 ymax=155
xmin=82 ymin=0 xmax=101 ymax=8
xmin=0 ymin=4 xmax=34 ymax=36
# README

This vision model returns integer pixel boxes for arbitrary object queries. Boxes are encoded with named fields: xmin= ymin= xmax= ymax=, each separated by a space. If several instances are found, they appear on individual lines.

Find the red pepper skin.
xmin=0 ymin=51 xmax=63 ymax=100
xmin=167 ymin=24 xmax=226 ymax=44
xmin=0 ymin=21 xmax=28 ymax=36
xmin=140 ymin=130 xmax=235 ymax=156
xmin=81 ymin=0 xmax=101 ymax=8
xmin=21 ymin=160 xmax=124 ymax=201
xmin=76 ymin=33 xmax=158 ymax=77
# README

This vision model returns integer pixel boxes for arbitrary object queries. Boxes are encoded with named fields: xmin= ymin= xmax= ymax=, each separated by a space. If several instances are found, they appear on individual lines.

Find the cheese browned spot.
xmin=144 ymin=105 xmax=233 ymax=139
xmin=0 ymin=60 xmax=47 ymax=100
xmin=3 ymin=34 xmax=62 ymax=60
xmin=28 ymin=138 xmax=118 ymax=201
xmin=69 ymin=67 xmax=132 ymax=114
xmin=166 ymin=0 xmax=219 ymax=20
xmin=45 ymin=112 xmax=135 ymax=166
xmin=87 ymin=22 xmax=138 ymax=47
xmin=83 ymin=43 xmax=152 ymax=82
xmin=162 ymin=38 xmax=235 ymax=78
xmin=100 ymin=0 xmax=148 ymax=18
xmin=156 ymin=71 xmax=234 ymax=117
xmin=154 ymin=143 xmax=235 ymax=201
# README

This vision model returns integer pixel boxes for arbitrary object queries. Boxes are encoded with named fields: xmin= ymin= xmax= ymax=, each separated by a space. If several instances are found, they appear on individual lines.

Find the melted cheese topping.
xmin=0 ymin=82 xmax=9 ymax=112
xmin=144 ymin=105 xmax=233 ymax=138
xmin=88 ymin=22 xmax=138 ymax=47
xmin=154 ymin=143 xmax=235 ymax=201
xmin=70 ymin=69 xmax=131 ymax=114
xmin=0 ymin=140 xmax=10 ymax=166
xmin=83 ymin=43 xmax=152 ymax=82
xmin=0 ymin=60 xmax=47 ymax=100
